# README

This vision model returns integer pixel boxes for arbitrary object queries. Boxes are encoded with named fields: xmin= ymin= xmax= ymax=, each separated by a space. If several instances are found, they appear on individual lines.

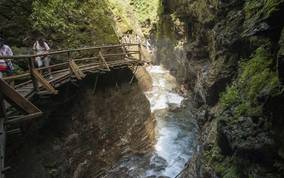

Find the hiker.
xmin=0 ymin=37 xmax=14 ymax=79
xmin=33 ymin=38 xmax=52 ymax=78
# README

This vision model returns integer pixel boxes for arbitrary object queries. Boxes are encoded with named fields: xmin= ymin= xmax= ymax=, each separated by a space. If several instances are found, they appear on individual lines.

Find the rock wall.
xmin=156 ymin=0 xmax=284 ymax=177
xmin=6 ymin=70 xmax=155 ymax=178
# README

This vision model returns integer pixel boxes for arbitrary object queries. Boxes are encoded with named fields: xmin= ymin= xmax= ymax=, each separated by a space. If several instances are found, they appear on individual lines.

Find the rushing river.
xmin=107 ymin=65 xmax=198 ymax=178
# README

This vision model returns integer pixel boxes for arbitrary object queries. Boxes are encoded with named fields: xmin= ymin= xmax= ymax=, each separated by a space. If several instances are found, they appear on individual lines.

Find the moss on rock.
xmin=32 ymin=0 xmax=119 ymax=48
xmin=220 ymin=46 xmax=279 ymax=118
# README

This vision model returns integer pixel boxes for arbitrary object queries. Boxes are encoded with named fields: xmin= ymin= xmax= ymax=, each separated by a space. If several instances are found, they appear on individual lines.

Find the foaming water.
xmin=145 ymin=66 xmax=184 ymax=111
xmin=144 ymin=66 xmax=196 ymax=177
xmin=107 ymin=65 xmax=197 ymax=178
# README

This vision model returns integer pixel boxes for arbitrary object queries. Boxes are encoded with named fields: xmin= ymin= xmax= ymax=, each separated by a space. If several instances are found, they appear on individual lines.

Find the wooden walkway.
xmin=0 ymin=43 xmax=144 ymax=177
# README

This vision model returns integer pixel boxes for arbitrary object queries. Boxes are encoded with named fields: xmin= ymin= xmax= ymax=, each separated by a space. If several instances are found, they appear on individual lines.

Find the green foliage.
xmin=204 ymin=144 xmax=241 ymax=177
xmin=130 ymin=0 xmax=159 ymax=23
xmin=190 ymin=0 xmax=216 ymax=23
xmin=108 ymin=0 xmax=136 ymax=34
xmin=220 ymin=47 xmax=279 ymax=118
xmin=244 ymin=0 xmax=284 ymax=19
xmin=239 ymin=47 xmax=278 ymax=101
xmin=220 ymin=85 xmax=240 ymax=109
xmin=107 ymin=0 xmax=159 ymax=36
xmin=0 ymin=0 xmax=33 ymax=46
xmin=31 ymin=0 xmax=118 ymax=48
xmin=223 ymin=167 xmax=240 ymax=178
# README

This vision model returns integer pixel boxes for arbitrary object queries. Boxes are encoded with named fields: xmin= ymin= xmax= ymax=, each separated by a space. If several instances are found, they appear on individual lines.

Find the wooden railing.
xmin=0 ymin=43 xmax=142 ymax=93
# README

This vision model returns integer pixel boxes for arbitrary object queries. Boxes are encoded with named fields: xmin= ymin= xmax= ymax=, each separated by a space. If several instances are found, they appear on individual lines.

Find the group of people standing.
xmin=0 ymin=36 xmax=52 ymax=79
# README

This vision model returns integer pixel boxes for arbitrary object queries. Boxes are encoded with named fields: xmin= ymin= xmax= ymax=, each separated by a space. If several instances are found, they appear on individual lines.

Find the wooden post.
xmin=29 ymin=57 xmax=39 ymax=92
xmin=67 ymin=51 xmax=73 ymax=77
xmin=138 ymin=44 xmax=142 ymax=61
xmin=0 ymin=93 xmax=6 ymax=178
xmin=67 ymin=51 xmax=71 ymax=61
xmin=32 ymin=70 xmax=58 ymax=95
xmin=99 ymin=51 xmax=111 ymax=71
xmin=69 ymin=60 xmax=86 ymax=80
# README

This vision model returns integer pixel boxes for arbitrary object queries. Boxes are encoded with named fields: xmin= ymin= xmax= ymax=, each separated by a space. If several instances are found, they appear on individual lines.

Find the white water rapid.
xmin=107 ymin=65 xmax=197 ymax=178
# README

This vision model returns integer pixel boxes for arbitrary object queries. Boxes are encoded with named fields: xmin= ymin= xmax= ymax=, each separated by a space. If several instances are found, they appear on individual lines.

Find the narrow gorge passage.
xmin=1 ymin=0 xmax=284 ymax=178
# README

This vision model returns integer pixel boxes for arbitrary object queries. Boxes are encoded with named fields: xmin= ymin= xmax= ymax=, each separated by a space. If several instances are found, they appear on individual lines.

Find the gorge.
xmin=1 ymin=0 xmax=284 ymax=178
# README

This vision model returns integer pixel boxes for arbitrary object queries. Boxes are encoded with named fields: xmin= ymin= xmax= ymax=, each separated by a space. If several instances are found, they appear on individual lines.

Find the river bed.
xmin=106 ymin=65 xmax=198 ymax=178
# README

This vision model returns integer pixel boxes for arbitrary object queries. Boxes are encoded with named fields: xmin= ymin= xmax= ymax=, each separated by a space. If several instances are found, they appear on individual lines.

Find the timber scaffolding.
xmin=0 ymin=43 xmax=146 ymax=177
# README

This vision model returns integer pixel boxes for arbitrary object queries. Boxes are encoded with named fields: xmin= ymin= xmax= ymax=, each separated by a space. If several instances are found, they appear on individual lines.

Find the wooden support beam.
xmin=0 ymin=94 xmax=6 ymax=178
xmin=0 ymin=79 xmax=41 ymax=114
xmin=32 ymin=69 xmax=58 ymax=95
xmin=5 ymin=112 xmax=42 ymax=125
xmin=7 ymin=128 xmax=21 ymax=135
xmin=69 ymin=60 xmax=86 ymax=80
xmin=99 ymin=51 xmax=111 ymax=71
xmin=3 ymin=73 xmax=30 ymax=81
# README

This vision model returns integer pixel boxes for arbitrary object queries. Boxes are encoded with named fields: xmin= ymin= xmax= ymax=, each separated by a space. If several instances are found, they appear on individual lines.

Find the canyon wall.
xmin=156 ymin=0 xmax=284 ymax=177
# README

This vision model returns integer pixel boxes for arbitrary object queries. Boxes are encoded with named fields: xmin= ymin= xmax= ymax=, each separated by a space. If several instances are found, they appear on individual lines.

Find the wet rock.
xmin=64 ymin=133 xmax=79 ymax=146
xmin=73 ymin=160 xmax=89 ymax=178
xmin=206 ymin=77 xmax=231 ymax=106
xmin=217 ymin=115 xmax=276 ymax=164
xmin=149 ymin=156 xmax=168 ymax=172
xmin=135 ymin=66 xmax=153 ymax=91
xmin=146 ymin=176 xmax=156 ymax=178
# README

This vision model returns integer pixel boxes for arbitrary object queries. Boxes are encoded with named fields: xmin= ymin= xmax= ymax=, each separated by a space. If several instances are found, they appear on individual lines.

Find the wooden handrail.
xmin=0 ymin=43 xmax=140 ymax=60
xmin=2 ymin=43 xmax=142 ymax=84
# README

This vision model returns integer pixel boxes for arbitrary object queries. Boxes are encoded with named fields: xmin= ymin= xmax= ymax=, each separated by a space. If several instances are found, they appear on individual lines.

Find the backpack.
xmin=0 ymin=59 xmax=8 ymax=72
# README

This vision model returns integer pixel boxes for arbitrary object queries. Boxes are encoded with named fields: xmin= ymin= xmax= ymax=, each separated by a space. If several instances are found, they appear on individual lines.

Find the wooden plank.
xmin=5 ymin=112 xmax=42 ymax=125
xmin=32 ymin=69 xmax=58 ymax=95
xmin=37 ymin=62 xmax=68 ymax=71
xmin=49 ymin=72 xmax=70 ymax=84
xmin=0 ymin=79 xmax=41 ymax=114
xmin=99 ymin=51 xmax=111 ymax=71
xmin=3 ymin=73 xmax=30 ymax=81
xmin=69 ymin=60 xmax=86 ymax=80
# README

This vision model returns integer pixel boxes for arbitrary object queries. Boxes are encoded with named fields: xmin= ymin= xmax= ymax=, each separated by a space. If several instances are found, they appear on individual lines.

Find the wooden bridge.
xmin=0 ymin=43 xmax=145 ymax=177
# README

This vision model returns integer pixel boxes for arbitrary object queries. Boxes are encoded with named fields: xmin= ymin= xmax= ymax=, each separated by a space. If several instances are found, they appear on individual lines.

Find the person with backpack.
xmin=0 ymin=37 xmax=14 ymax=78
xmin=33 ymin=38 xmax=52 ymax=78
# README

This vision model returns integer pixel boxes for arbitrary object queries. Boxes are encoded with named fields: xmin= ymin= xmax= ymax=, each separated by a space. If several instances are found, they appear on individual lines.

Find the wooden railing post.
xmin=67 ymin=51 xmax=71 ymax=62
xmin=138 ymin=43 xmax=142 ymax=61
xmin=67 ymin=51 xmax=71 ymax=75
xmin=29 ymin=57 xmax=38 ymax=92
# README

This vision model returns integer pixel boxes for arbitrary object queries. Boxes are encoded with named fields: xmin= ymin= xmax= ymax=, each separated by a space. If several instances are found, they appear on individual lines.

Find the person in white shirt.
xmin=33 ymin=38 xmax=52 ymax=78
xmin=0 ymin=37 xmax=14 ymax=78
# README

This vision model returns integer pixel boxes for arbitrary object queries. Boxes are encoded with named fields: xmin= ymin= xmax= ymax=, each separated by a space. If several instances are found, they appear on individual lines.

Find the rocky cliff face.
xmin=7 ymin=70 xmax=155 ymax=178
xmin=156 ymin=0 xmax=284 ymax=177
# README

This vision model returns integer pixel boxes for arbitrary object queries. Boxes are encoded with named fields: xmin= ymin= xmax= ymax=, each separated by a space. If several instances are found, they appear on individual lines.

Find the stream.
xmin=107 ymin=65 xmax=198 ymax=178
